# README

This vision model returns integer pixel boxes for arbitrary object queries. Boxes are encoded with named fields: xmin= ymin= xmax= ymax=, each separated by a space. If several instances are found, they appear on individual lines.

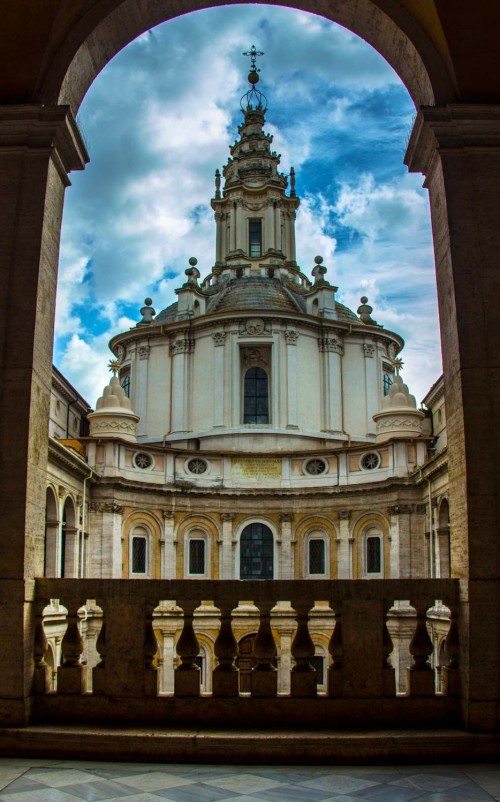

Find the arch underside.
xmin=39 ymin=0 xmax=457 ymax=113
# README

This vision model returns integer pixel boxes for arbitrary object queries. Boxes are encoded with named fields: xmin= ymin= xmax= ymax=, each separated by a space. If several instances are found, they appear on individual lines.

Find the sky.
xmin=56 ymin=4 xmax=442 ymax=407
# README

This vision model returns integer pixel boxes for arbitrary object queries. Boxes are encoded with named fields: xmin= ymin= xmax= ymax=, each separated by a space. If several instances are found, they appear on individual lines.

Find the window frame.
xmin=238 ymin=521 xmax=275 ymax=580
xmin=248 ymin=218 xmax=263 ymax=258
xmin=243 ymin=365 xmax=270 ymax=425
xmin=130 ymin=526 xmax=150 ymax=577
xmin=185 ymin=529 xmax=209 ymax=578
xmin=364 ymin=529 xmax=383 ymax=578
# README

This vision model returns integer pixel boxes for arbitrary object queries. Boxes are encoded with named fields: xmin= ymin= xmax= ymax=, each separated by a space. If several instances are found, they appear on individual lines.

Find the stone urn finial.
xmin=87 ymin=373 xmax=140 ymax=442
xmin=373 ymin=373 xmax=425 ymax=442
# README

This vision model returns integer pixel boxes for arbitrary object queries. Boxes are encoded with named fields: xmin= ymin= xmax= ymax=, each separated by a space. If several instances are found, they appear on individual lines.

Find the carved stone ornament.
xmin=212 ymin=331 xmax=226 ymax=346
xmin=242 ymin=348 xmax=268 ymax=368
xmin=90 ymin=502 xmax=123 ymax=514
xmin=245 ymin=318 xmax=265 ymax=335
xmin=363 ymin=343 xmax=376 ymax=358
xmin=162 ymin=510 xmax=175 ymax=520
xmin=88 ymin=417 xmax=138 ymax=437
xmin=338 ymin=510 xmax=351 ymax=520
xmin=138 ymin=345 xmax=150 ymax=360
xmin=318 ymin=336 xmax=343 ymax=354
xmin=387 ymin=342 xmax=397 ymax=360
xmin=284 ymin=330 xmax=299 ymax=345
xmin=170 ymin=338 xmax=195 ymax=356
xmin=114 ymin=344 xmax=126 ymax=361
xmin=280 ymin=513 xmax=293 ymax=523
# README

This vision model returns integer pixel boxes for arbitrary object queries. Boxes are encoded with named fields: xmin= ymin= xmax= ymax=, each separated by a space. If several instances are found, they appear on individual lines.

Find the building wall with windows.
xmin=43 ymin=72 xmax=449 ymax=695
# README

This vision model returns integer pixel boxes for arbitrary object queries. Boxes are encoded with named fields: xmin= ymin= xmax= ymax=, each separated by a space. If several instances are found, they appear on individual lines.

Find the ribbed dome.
xmin=208 ymin=277 xmax=303 ymax=314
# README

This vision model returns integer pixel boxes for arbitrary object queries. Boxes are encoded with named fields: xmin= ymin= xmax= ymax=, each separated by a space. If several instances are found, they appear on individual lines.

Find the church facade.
xmin=44 ymin=59 xmax=450 ymax=696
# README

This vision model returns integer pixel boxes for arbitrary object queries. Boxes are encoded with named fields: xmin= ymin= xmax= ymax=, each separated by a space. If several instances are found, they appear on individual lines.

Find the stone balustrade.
xmin=32 ymin=578 xmax=460 ymax=728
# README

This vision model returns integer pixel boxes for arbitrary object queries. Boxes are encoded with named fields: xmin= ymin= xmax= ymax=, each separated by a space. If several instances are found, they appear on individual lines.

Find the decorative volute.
xmin=88 ymin=363 xmax=139 ymax=442
xmin=373 ymin=373 xmax=425 ymax=442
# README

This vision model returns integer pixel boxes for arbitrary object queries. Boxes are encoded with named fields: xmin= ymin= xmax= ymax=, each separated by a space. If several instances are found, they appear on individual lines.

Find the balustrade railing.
xmin=32 ymin=578 xmax=460 ymax=728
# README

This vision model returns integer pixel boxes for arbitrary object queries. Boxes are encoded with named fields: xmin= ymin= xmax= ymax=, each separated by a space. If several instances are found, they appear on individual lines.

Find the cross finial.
xmin=243 ymin=45 xmax=264 ymax=73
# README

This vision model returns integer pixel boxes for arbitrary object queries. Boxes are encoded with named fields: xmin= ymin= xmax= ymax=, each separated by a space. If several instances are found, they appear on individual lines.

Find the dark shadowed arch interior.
xmin=39 ymin=0 xmax=458 ymax=114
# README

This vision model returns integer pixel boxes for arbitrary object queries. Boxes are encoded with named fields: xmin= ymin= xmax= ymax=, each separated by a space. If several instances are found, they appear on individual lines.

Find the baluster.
xmin=251 ymin=600 xmax=277 ymax=697
xmin=290 ymin=600 xmax=316 ymax=697
xmin=174 ymin=599 xmax=201 ymax=697
xmin=407 ymin=599 xmax=435 ymax=696
xmin=328 ymin=602 xmax=343 ymax=697
xmin=442 ymin=603 xmax=460 ymax=697
xmin=213 ymin=598 xmax=238 ymax=697
xmin=144 ymin=605 xmax=159 ymax=697
xmin=57 ymin=603 xmax=88 ymax=694
xmin=33 ymin=601 xmax=50 ymax=694
xmin=382 ymin=599 xmax=396 ymax=696
xmin=92 ymin=618 xmax=106 ymax=695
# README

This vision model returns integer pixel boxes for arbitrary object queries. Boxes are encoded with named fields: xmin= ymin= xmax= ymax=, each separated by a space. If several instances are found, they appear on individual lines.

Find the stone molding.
xmin=284 ymin=330 xmax=299 ymax=345
xmin=90 ymin=502 xmax=124 ymax=514
xmin=405 ymin=104 xmax=500 ymax=175
xmin=212 ymin=332 xmax=226 ymax=346
xmin=0 ymin=105 xmax=89 ymax=179
xmin=169 ymin=338 xmax=195 ymax=356
xmin=318 ymin=336 xmax=343 ymax=354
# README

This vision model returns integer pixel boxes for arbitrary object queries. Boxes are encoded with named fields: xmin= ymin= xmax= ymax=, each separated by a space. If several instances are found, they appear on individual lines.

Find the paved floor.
xmin=0 ymin=760 xmax=498 ymax=802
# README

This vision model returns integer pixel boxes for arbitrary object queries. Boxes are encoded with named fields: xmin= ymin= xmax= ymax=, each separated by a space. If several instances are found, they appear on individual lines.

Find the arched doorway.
xmin=240 ymin=523 xmax=274 ymax=579
xmin=61 ymin=497 xmax=78 ymax=578
xmin=437 ymin=499 xmax=451 ymax=578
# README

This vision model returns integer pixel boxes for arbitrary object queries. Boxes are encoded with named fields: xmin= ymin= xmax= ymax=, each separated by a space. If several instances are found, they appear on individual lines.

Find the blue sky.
xmin=56 ymin=4 xmax=441 ymax=406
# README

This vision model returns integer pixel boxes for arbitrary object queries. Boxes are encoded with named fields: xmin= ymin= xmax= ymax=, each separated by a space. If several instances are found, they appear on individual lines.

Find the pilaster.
xmin=280 ymin=513 xmax=294 ymax=580
xmin=162 ymin=511 xmax=176 ymax=579
xmin=337 ymin=511 xmax=351 ymax=579
xmin=221 ymin=513 xmax=234 ymax=579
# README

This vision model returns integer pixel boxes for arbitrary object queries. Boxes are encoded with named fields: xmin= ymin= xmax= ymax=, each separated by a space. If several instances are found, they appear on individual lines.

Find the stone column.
xmin=212 ymin=332 xmax=226 ymax=428
xmin=388 ymin=505 xmax=401 ymax=579
xmin=280 ymin=514 xmax=294 ymax=580
xmin=215 ymin=212 xmax=223 ymax=263
xmin=337 ymin=511 xmax=351 ymax=579
xmin=162 ymin=511 xmax=176 ymax=579
xmin=135 ymin=343 xmax=150 ymax=437
xmin=406 ymin=105 xmax=500 ymax=730
xmin=318 ymin=334 xmax=343 ymax=433
xmin=363 ymin=342 xmax=378 ymax=436
xmin=235 ymin=201 xmax=244 ymax=252
xmin=99 ymin=503 xmax=123 ymax=578
xmin=284 ymin=330 xmax=299 ymax=429
xmin=278 ymin=630 xmax=293 ymax=694
xmin=161 ymin=631 xmax=176 ymax=694
xmin=266 ymin=202 xmax=275 ymax=250
xmin=0 ymin=106 xmax=87 ymax=725
xmin=169 ymin=336 xmax=194 ymax=435
xmin=289 ymin=210 xmax=297 ymax=262
xmin=220 ymin=514 xmax=234 ymax=579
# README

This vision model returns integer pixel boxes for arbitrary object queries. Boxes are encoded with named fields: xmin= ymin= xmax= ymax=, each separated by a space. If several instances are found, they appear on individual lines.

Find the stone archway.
xmin=0 ymin=0 xmax=499 ymax=732
xmin=40 ymin=0 xmax=457 ymax=113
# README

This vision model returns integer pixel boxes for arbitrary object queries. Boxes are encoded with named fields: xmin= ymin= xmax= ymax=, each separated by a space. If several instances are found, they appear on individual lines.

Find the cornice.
xmin=48 ymin=438 xmax=97 ymax=481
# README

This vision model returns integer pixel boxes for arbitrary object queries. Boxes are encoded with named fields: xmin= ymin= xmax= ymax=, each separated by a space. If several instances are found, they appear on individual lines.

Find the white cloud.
xmin=55 ymin=5 xmax=440 ymax=405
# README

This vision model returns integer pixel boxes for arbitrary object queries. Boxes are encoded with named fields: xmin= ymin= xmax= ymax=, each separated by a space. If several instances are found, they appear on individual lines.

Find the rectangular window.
xmin=189 ymin=539 xmax=206 ymax=575
xmin=249 ymin=220 xmax=262 ymax=257
xmin=132 ymin=536 xmax=147 ymax=574
xmin=309 ymin=539 xmax=326 ymax=575
xmin=366 ymin=536 xmax=381 ymax=574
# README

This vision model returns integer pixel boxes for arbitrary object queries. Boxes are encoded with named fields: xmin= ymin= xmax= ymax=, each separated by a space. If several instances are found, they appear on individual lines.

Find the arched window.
xmin=308 ymin=538 xmax=326 ymax=576
xmin=243 ymin=367 xmax=269 ymax=424
xmin=61 ymin=497 xmax=77 ymax=578
xmin=120 ymin=370 xmax=130 ymax=398
xmin=130 ymin=526 xmax=149 ymax=576
xmin=44 ymin=487 xmax=59 ymax=578
xmin=365 ymin=530 xmax=382 ymax=576
xmin=189 ymin=539 xmax=206 ymax=575
xmin=240 ymin=523 xmax=274 ymax=579
xmin=249 ymin=219 xmax=262 ymax=257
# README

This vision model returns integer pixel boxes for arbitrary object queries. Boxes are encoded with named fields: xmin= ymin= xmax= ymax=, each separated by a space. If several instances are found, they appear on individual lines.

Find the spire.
xmin=241 ymin=45 xmax=267 ymax=113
